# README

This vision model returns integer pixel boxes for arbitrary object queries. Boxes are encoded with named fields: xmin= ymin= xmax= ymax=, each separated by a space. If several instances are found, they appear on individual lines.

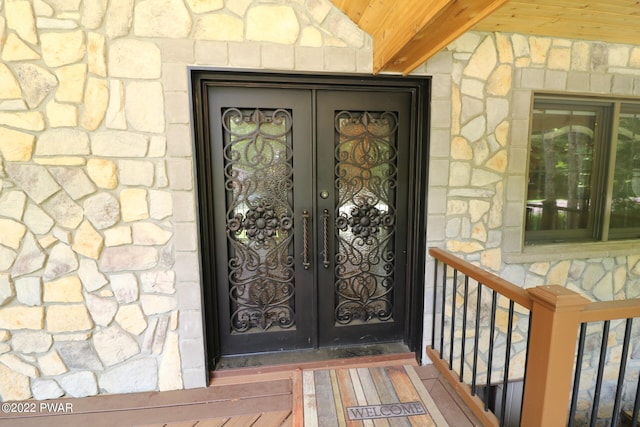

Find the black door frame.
xmin=190 ymin=69 xmax=431 ymax=371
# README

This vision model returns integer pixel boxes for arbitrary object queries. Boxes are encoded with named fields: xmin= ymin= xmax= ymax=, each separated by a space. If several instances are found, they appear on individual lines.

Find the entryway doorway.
xmin=190 ymin=71 xmax=430 ymax=369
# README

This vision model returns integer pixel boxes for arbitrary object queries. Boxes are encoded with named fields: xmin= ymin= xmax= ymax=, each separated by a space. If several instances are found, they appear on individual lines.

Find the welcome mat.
xmin=303 ymin=365 xmax=449 ymax=426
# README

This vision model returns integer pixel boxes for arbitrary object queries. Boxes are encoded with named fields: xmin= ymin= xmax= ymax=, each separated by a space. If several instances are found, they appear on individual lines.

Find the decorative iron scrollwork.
xmin=222 ymin=107 xmax=296 ymax=333
xmin=336 ymin=200 xmax=393 ymax=240
xmin=333 ymin=110 xmax=398 ymax=325
xmin=228 ymin=201 xmax=293 ymax=245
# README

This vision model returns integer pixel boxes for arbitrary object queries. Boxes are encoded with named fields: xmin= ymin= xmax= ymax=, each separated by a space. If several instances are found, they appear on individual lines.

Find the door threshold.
xmin=213 ymin=342 xmax=414 ymax=374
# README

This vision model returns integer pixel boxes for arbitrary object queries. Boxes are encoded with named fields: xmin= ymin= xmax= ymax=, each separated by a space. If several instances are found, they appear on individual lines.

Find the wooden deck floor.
xmin=0 ymin=354 xmax=481 ymax=427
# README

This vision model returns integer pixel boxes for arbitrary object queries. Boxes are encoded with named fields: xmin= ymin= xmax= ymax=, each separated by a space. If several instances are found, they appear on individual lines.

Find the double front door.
xmin=205 ymin=84 xmax=414 ymax=356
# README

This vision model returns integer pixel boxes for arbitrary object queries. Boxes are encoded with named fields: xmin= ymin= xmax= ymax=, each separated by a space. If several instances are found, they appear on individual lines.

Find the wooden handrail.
xmin=429 ymin=248 xmax=640 ymax=426
xmin=429 ymin=247 xmax=533 ymax=309
xmin=581 ymin=298 xmax=640 ymax=323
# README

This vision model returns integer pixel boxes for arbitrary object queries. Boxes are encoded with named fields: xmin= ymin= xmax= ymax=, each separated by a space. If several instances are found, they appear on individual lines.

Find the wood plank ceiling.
xmin=330 ymin=0 xmax=640 ymax=75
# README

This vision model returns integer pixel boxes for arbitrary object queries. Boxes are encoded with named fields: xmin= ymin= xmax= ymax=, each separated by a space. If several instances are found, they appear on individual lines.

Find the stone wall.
xmin=426 ymin=32 xmax=640 ymax=424
xmin=0 ymin=0 xmax=369 ymax=401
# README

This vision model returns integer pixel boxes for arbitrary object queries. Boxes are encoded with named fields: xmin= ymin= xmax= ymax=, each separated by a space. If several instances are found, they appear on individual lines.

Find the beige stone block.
xmin=88 ymin=32 xmax=107 ymax=77
xmin=547 ymin=261 xmax=570 ymax=286
xmin=105 ymin=0 xmax=135 ymax=38
xmin=41 ymin=30 xmax=86 ymax=67
xmin=448 ymin=162 xmax=470 ymax=186
xmin=104 ymin=226 xmax=132 ymax=247
xmin=0 ymin=306 xmax=44 ymax=330
xmin=530 ymin=37 xmax=551 ymax=65
xmin=0 ymin=126 xmax=34 ymax=161
xmin=186 ymin=0 xmax=222 ymax=13
xmin=6 ymin=0 xmax=38 ymax=44
xmin=36 ymin=128 xmax=90 ymax=156
xmin=2 ymin=33 xmax=41 ymax=61
xmin=72 ymin=220 xmax=104 ymax=259
xmin=158 ymin=331 xmax=182 ymax=391
xmin=0 ymin=331 xmax=10 ymax=342
xmin=55 ymin=64 xmax=87 ymax=103
xmin=0 ymin=64 xmax=22 ymax=99
xmin=121 ymin=188 xmax=149 ymax=222
xmin=106 ymin=80 xmax=126 ymax=130
xmin=486 ymin=150 xmax=508 ymax=173
xmin=99 ymin=246 xmax=158 ymax=272
xmin=134 ymin=0 xmax=192 ymax=38
xmin=0 ymin=111 xmax=45 ymax=131
xmin=194 ymin=14 xmax=243 ymax=41
xmin=115 ymin=304 xmax=147 ymax=335
xmin=471 ymin=222 xmax=487 ymax=243
xmin=141 ymin=294 xmax=177 ymax=315
xmin=108 ymin=39 xmax=161 ymax=79
xmin=548 ymin=47 xmax=571 ymax=71
xmin=0 ymin=362 xmax=31 ymax=401
xmin=44 ymin=276 xmax=83 ymax=303
xmin=150 ymin=190 xmax=172 ymax=220
xmin=37 ymin=351 xmax=68 ymax=376
xmin=463 ymin=37 xmax=497 ymax=80
xmin=119 ymin=160 xmax=154 ymax=186
xmin=630 ymin=47 xmax=640 ymax=68
xmin=480 ymin=248 xmax=501 ymax=272
xmin=469 ymin=200 xmax=491 ymax=222
xmin=530 ymin=262 xmax=550 ymax=276
xmin=246 ymin=5 xmax=299 ymax=44
xmin=0 ymin=218 xmax=26 ymax=249
xmin=495 ymin=121 xmax=509 ymax=147
xmin=496 ymin=33 xmax=514 ymax=63
xmin=80 ymin=77 xmax=109 ymax=131
xmin=125 ymin=81 xmax=164 ymax=133
xmin=87 ymin=158 xmax=118 ymax=189
xmin=487 ymin=64 xmax=512 ymax=96
xmin=446 ymin=240 xmax=484 ymax=253
xmin=132 ymin=222 xmax=172 ymax=245
xmin=47 ymin=304 xmax=94 ymax=332
xmin=299 ymin=27 xmax=322 ymax=47
xmin=46 ymin=100 xmax=78 ymax=127
xmin=451 ymin=136 xmax=473 ymax=160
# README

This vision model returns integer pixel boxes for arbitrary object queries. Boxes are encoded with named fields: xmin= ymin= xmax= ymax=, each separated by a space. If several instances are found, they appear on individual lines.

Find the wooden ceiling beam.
xmin=332 ymin=0 xmax=510 ymax=75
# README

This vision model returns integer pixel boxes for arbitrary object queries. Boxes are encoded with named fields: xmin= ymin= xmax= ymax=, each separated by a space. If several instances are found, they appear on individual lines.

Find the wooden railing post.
xmin=521 ymin=285 xmax=591 ymax=427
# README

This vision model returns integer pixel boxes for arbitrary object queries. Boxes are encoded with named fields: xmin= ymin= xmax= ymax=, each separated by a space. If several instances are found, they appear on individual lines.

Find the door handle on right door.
xmin=322 ymin=209 xmax=330 ymax=268
xmin=302 ymin=209 xmax=311 ymax=270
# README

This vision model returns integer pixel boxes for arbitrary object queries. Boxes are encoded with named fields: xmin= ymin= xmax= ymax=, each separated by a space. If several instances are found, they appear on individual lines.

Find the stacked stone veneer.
xmin=425 ymin=32 xmax=640 ymax=424
xmin=0 ymin=0 xmax=369 ymax=401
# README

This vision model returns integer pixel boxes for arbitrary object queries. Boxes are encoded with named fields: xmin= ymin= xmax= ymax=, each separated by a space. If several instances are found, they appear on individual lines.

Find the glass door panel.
xmin=316 ymin=90 xmax=411 ymax=347
xmin=207 ymin=87 xmax=314 ymax=355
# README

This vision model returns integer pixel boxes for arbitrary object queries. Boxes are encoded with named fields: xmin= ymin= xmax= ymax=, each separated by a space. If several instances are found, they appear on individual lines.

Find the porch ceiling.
xmin=330 ymin=0 xmax=640 ymax=75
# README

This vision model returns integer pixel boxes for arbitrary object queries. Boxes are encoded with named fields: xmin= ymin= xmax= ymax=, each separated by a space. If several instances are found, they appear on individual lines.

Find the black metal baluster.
xmin=590 ymin=320 xmax=610 ymax=427
xmin=440 ymin=263 xmax=447 ymax=359
xmin=471 ymin=283 xmax=483 ymax=396
xmin=432 ymin=259 xmax=438 ymax=349
xmin=568 ymin=323 xmax=587 ymax=427
xmin=460 ymin=275 xmax=470 ymax=383
xmin=486 ymin=290 xmax=498 ymax=412
xmin=449 ymin=269 xmax=458 ymax=370
xmin=499 ymin=300 xmax=515 ymax=426
xmin=611 ymin=319 xmax=633 ymax=427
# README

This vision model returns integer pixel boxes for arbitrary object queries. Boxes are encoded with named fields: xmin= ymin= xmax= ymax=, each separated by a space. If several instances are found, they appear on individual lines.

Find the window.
xmin=525 ymin=95 xmax=640 ymax=244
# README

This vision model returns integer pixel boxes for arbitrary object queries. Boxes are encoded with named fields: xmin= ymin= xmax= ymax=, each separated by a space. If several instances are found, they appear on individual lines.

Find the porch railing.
xmin=428 ymin=247 xmax=640 ymax=427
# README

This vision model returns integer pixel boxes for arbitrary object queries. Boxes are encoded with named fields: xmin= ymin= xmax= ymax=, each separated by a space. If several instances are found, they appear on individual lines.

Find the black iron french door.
xmin=198 ymin=76 xmax=426 ymax=359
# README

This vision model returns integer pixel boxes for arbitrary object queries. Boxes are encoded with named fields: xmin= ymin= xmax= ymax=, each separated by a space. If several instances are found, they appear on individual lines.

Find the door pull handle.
xmin=322 ymin=209 xmax=330 ymax=268
xmin=302 ymin=210 xmax=311 ymax=270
